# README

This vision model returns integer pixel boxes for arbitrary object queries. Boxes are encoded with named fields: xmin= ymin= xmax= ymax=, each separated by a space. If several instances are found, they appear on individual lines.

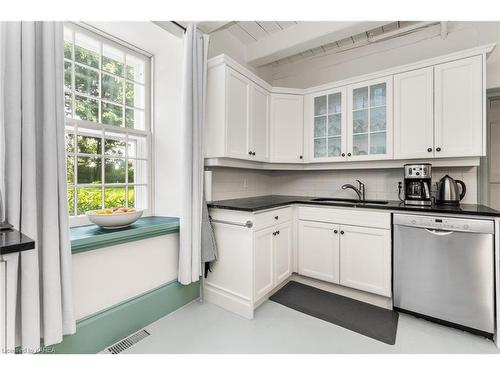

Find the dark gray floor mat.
xmin=269 ymin=281 xmax=399 ymax=345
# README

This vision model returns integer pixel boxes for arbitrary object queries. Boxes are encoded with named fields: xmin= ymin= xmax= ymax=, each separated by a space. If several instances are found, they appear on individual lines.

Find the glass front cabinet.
xmin=309 ymin=87 xmax=348 ymax=162
xmin=307 ymin=76 xmax=393 ymax=162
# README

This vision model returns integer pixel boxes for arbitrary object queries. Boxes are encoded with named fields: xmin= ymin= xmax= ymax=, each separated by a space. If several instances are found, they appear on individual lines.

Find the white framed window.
xmin=63 ymin=24 xmax=152 ymax=225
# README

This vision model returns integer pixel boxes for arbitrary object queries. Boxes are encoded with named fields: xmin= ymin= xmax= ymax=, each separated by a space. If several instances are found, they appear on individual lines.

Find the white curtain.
xmin=0 ymin=21 xmax=75 ymax=352
xmin=178 ymin=24 xmax=210 ymax=285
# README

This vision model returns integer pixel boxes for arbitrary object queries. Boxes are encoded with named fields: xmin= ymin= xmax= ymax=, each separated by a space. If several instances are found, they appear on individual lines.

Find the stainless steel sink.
xmin=311 ymin=197 xmax=389 ymax=205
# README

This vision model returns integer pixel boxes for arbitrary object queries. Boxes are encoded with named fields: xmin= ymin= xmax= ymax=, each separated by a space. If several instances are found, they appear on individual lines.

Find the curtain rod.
xmin=171 ymin=21 xmax=187 ymax=33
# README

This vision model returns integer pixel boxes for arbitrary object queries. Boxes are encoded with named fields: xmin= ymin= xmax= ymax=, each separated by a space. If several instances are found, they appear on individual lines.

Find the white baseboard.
xmin=203 ymin=283 xmax=254 ymax=319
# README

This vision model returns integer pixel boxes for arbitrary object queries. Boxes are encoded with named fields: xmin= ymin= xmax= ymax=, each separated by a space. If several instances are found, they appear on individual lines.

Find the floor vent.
xmin=106 ymin=329 xmax=150 ymax=354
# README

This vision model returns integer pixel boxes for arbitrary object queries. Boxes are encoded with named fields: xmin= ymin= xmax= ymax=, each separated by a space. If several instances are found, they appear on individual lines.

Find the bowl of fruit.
xmin=85 ymin=207 xmax=143 ymax=229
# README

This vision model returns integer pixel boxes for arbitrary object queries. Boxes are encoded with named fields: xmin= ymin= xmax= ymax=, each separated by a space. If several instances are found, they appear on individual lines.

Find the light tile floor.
xmin=122 ymin=300 xmax=499 ymax=354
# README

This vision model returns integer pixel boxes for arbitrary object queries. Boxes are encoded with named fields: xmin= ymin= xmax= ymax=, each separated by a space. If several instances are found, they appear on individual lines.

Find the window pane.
xmin=74 ymin=33 xmax=99 ymax=68
xmin=102 ymin=44 xmax=124 ymax=76
xmin=128 ymin=186 xmax=135 ymax=208
xmin=370 ymin=132 xmax=386 ymax=155
xmin=66 ymin=186 xmax=75 ymax=216
xmin=353 ymin=87 xmax=368 ymax=110
xmin=102 ymin=73 xmax=124 ymax=104
xmin=125 ymin=82 xmax=145 ymax=108
xmin=370 ymin=106 xmax=386 ymax=132
xmin=104 ymin=138 xmax=126 ymax=156
xmin=66 ymin=156 xmax=74 ymax=183
xmin=328 ymin=137 xmax=341 ymax=157
xmin=67 ymin=186 xmax=75 ymax=216
xmin=126 ymin=54 xmax=145 ymax=83
xmin=128 ymin=134 xmax=148 ymax=158
xmin=127 ymin=159 xmax=147 ymax=184
xmin=102 ymin=102 xmax=123 ymax=126
xmin=314 ymin=116 xmax=326 ymax=138
xmin=77 ymin=156 xmax=102 ymax=184
xmin=328 ymin=93 xmax=341 ymax=114
xmin=129 ymin=185 xmax=148 ymax=209
xmin=370 ymin=83 xmax=386 ymax=107
xmin=314 ymin=138 xmax=327 ymax=158
xmin=105 ymin=158 xmax=126 ymax=183
xmin=63 ymin=28 xmax=73 ymax=59
xmin=75 ymin=95 xmax=98 ymax=122
xmin=77 ymin=187 xmax=102 ymax=214
xmin=65 ymin=132 xmax=75 ymax=153
xmin=64 ymin=92 xmax=73 ymax=118
xmin=104 ymin=186 xmax=126 ymax=208
xmin=77 ymin=134 xmax=102 ymax=154
xmin=352 ymin=134 xmax=368 ymax=156
xmin=328 ymin=114 xmax=341 ymax=136
xmin=353 ymin=109 xmax=368 ymax=134
xmin=314 ymin=96 xmax=326 ymax=116
xmin=125 ymin=108 xmax=144 ymax=130
xmin=64 ymin=61 xmax=72 ymax=90
xmin=75 ymin=65 xmax=99 ymax=97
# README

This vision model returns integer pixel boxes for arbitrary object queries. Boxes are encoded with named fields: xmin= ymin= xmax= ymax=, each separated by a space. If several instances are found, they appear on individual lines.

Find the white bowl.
xmin=85 ymin=209 xmax=143 ymax=229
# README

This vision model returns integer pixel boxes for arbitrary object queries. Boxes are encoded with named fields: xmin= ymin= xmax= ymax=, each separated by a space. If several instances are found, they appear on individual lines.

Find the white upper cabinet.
xmin=205 ymin=64 xmax=270 ymax=161
xmin=434 ymin=55 xmax=483 ymax=158
xmin=206 ymin=50 xmax=489 ymax=165
xmin=347 ymin=77 xmax=393 ymax=161
xmin=394 ymin=67 xmax=434 ymax=159
xmin=226 ymin=69 xmax=251 ymax=159
xmin=249 ymin=85 xmax=270 ymax=161
xmin=307 ymin=88 xmax=347 ymax=162
xmin=270 ymin=94 xmax=304 ymax=163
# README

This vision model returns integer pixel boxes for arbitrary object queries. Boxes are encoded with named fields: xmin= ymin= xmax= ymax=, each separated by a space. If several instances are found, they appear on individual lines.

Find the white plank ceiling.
xmin=228 ymin=21 xmax=299 ymax=45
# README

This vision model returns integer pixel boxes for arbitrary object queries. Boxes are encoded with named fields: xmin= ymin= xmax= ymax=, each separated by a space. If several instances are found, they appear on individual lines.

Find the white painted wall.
xmin=208 ymin=166 xmax=478 ymax=204
xmin=72 ymin=234 xmax=179 ymax=320
xmin=271 ymin=22 xmax=500 ymax=89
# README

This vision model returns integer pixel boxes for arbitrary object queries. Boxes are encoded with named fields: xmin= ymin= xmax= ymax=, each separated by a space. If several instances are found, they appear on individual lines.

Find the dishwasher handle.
xmin=424 ymin=228 xmax=454 ymax=236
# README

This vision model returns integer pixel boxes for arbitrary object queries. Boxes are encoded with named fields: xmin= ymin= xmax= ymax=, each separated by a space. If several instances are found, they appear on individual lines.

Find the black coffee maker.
xmin=403 ymin=163 xmax=432 ymax=206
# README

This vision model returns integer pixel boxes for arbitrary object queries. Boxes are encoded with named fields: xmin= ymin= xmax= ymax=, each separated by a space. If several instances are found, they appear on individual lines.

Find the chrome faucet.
xmin=341 ymin=180 xmax=365 ymax=201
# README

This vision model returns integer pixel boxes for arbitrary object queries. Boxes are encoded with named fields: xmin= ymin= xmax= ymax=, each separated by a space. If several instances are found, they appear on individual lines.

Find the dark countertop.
xmin=208 ymin=195 xmax=500 ymax=217
xmin=0 ymin=228 xmax=36 ymax=255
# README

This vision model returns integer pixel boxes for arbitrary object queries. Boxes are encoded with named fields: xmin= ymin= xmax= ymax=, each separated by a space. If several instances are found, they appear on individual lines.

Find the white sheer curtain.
xmin=0 ymin=21 xmax=75 ymax=352
xmin=178 ymin=24 xmax=210 ymax=285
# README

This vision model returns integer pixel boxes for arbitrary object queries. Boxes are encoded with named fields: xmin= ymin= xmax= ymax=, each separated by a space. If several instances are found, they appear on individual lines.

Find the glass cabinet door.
xmin=349 ymin=78 xmax=392 ymax=159
xmin=313 ymin=90 xmax=344 ymax=160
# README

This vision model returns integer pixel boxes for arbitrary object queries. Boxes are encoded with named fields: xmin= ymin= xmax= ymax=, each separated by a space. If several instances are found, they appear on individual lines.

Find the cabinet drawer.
xmin=298 ymin=206 xmax=390 ymax=229
xmin=253 ymin=207 xmax=293 ymax=230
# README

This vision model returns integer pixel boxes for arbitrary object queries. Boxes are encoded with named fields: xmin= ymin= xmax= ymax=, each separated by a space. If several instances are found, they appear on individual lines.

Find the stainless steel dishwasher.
xmin=393 ymin=213 xmax=495 ymax=336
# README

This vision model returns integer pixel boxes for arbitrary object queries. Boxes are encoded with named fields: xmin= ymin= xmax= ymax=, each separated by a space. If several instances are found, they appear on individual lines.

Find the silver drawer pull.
xmin=209 ymin=218 xmax=253 ymax=228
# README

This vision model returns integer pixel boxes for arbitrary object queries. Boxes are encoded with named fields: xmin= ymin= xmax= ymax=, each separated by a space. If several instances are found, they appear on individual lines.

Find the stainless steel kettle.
xmin=436 ymin=175 xmax=466 ymax=205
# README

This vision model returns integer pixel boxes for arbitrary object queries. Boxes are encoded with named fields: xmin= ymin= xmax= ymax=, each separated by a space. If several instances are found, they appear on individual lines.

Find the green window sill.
xmin=70 ymin=216 xmax=180 ymax=254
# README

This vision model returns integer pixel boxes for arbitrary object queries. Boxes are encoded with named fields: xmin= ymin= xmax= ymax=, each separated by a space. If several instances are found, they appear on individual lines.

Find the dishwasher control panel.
xmin=393 ymin=214 xmax=494 ymax=234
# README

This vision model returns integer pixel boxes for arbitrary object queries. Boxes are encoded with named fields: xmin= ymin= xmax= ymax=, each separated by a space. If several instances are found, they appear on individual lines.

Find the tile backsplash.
xmin=207 ymin=166 xmax=478 ymax=204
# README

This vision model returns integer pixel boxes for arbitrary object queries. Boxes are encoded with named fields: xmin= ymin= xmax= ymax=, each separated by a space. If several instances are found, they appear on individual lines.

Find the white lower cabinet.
xmin=297 ymin=207 xmax=392 ymax=298
xmin=254 ymin=221 xmax=292 ymax=300
xmin=253 ymin=227 xmax=275 ymax=301
xmin=298 ymin=220 xmax=340 ymax=283
xmin=205 ymin=207 xmax=292 ymax=319
xmin=206 ymin=205 xmax=391 ymax=319
xmin=339 ymin=225 xmax=391 ymax=297
xmin=274 ymin=222 xmax=292 ymax=285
